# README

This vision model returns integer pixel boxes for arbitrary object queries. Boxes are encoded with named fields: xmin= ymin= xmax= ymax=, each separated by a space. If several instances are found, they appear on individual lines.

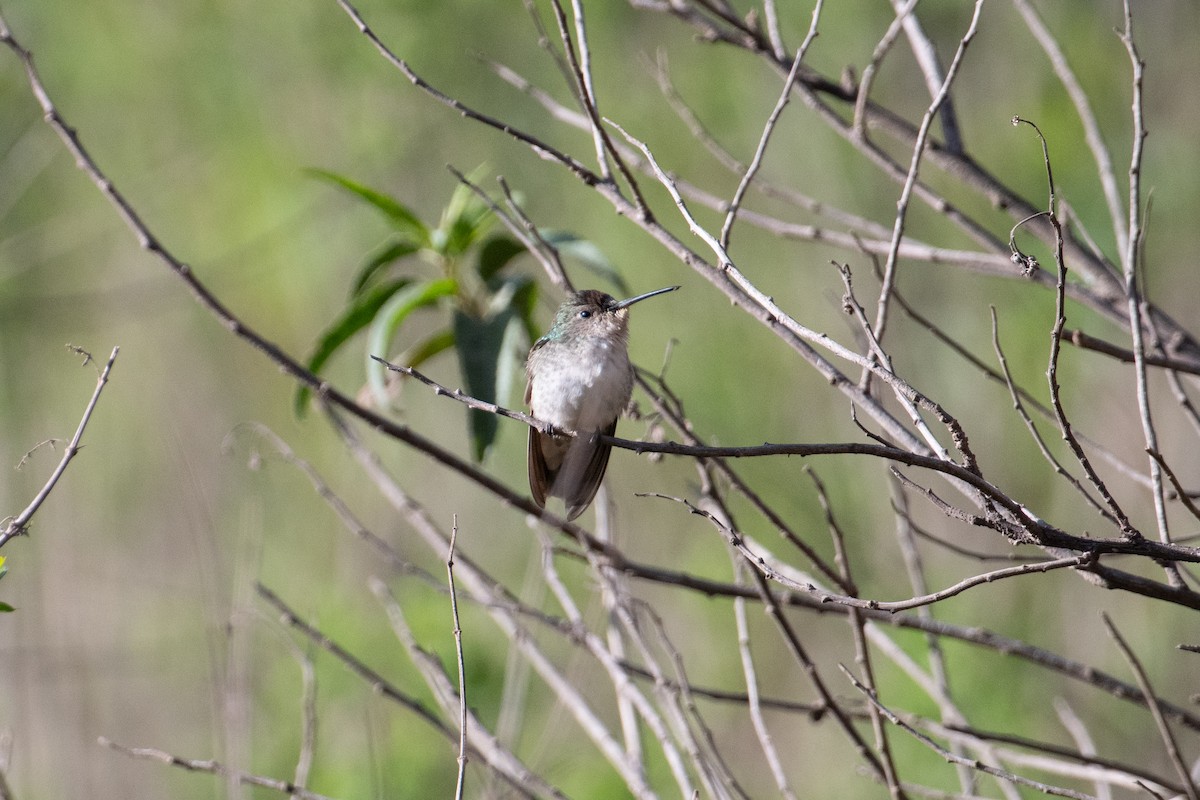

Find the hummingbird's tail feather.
xmin=527 ymin=420 xmax=617 ymax=521
xmin=527 ymin=426 xmax=553 ymax=509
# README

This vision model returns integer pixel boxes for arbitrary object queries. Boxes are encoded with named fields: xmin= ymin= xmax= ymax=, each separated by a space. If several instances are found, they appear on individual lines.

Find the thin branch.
xmin=256 ymin=584 xmax=452 ymax=732
xmin=1012 ymin=116 xmax=1137 ymax=537
xmin=1011 ymin=0 xmax=1127 ymax=267
xmin=1054 ymin=699 xmax=1112 ymax=800
xmin=896 ymin=0 xmax=964 ymax=153
xmin=991 ymin=308 xmax=1118 ymax=525
xmin=548 ymin=0 xmax=652 ymax=216
xmin=604 ymin=115 xmax=963 ymax=466
xmin=98 ymin=739 xmax=338 ymax=800
xmin=873 ymin=0 xmax=984 ymax=343
xmin=814 ymin=469 xmax=908 ymax=800
xmin=1 ymin=346 xmax=119 ymax=548
xmin=719 ymin=0 xmax=823 ymax=250
xmin=370 ymin=579 xmax=566 ymax=800
xmin=548 ymin=539 xmax=1200 ymax=732
xmin=886 ymin=474 xmax=990 ymax=796
xmin=852 ymin=0 xmax=920 ymax=140
xmin=1117 ymin=3 xmax=1171 ymax=555
xmin=447 ymin=518 xmax=468 ymax=800
xmin=362 ymin=360 xmax=1200 ymax=569
xmin=1102 ymin=614 xmax=1198 ymax=800
xmin=257 ymin=612 xmax=319 ymax=800
xmin=731 ymin=559 xmax=798 ymax=800
xmin=924 ymin=719 xmax=1181 ymax=797
xmin=840 ymin=668 xmax=1098 ymax=800
xmin=1148 ymin=450 xmax=1200 ymax=524
xmin=446 ymin=166 xmax=574 ymax=294
xmin=635 ymin=370 xmax=852 ymax=592
xmin=1065 ymin=329 xmax=1200 ymax=377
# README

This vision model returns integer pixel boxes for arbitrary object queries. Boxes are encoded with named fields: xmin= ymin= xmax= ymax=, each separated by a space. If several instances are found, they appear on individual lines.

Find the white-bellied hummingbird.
xmin=525 ymin=286 xmax=679 ymax=520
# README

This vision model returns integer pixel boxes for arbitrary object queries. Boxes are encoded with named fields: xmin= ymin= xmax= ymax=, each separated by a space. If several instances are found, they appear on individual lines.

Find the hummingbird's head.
xmin=555 ymin=290 xmax=630 ymax=339
xmin=552 ymin=286 xmax=680 ymax=340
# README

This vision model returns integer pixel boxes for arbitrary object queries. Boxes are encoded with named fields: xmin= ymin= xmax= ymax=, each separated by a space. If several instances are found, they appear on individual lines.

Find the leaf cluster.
xmin=296 ymin=170 xmax=540 ymax=461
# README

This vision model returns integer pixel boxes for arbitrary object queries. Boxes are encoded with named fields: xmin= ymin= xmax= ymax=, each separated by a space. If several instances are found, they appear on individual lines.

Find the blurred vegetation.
xmin=2 ymin=0 xmax=1199 ymax=798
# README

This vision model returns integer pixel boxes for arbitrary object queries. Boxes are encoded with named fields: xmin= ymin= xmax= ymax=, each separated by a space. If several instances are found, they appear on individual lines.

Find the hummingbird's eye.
xmin=579 ymin=310 xmax=592 ymax=319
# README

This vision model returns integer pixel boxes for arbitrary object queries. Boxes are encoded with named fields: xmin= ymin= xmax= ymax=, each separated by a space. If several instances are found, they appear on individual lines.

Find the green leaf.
xmin=540 ymin=230 xmax=628 ymax=294
xmin=440 ymin=179 xmax=494 ymax=257
xmin=397 ymin=329 xmax=457 ymax=372
xmin=493 ymin=311 xmax=528 ymax=423
xmin=453 ymin=307 xmax=518 ymax=462
xmin=0 ymin=602 xmax=13 ymax=613
xmin=366 ymin=277 xmax=459 ymax=408
xmin=509 ymin=276 xmax=541 ymax=345
xmin=308 ymin=169 xmax=430 ymax=243
xmin=295 ymin=278 xmax=413 ymax=415
xmin=477 ymin=236 xmax=527 ymax=282
xmin=352 ymin=237 xmax=422 ymax=297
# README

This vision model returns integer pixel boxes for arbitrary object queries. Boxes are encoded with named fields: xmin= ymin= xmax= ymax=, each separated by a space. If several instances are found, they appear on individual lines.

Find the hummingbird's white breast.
xmin=528 ymin=336 xmax=633 ymax=433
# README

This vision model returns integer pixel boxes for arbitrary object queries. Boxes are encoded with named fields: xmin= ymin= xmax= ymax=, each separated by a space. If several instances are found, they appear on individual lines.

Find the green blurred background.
xmin=2 ymin=0 xmax=1199 ymax=797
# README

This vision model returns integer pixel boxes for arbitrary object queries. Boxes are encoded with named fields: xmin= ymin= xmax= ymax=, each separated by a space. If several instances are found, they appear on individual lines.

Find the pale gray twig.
xmin=370 ymin=579 xmax=567 ymax=800
xmin=1054 ymin=698 xmax=1111 ymax=800
xmin=447 ymin=518 xmax=468 ymax=800
xmin=841 ymin=667 xmax=1098 ymax=800
xmin=98 ymin=738 xmax=338 ymax=800
xmin=1011 ymin=0 xmax=1127 ymax=268
xmin=719 ymin=0 xmax=823 ymax=250
xmin=1101 ymin=614 xmax=1199 ymax=800
xmin=873 ymin=0 xmax=984 ymax=344
xmin=1 ymin=346 xmax=119 ymax=549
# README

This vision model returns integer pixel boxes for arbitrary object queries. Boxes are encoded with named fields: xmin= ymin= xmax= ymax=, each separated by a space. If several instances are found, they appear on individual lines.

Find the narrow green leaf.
xmin=0 ymin=602 xmax=13 ymax=613
xmin=453 ymin=308 xmax=518 ymax=461
xmin=295 ymin=278 xmax=413 ymax=415
xmin=365 ymin=277 xmax=459 ymax=408
xmin=308 ymin=169 xmax=430 ymax=243
xmin=494 ymin=311 xmax=527 ymax=418
xmin=397 ymin=329 xmax=457 ymax=371
xmin=352 ymin=237 xmax=421 ymax=297
xmin=510 ymin=276 xmax=541 ymax=345
xmin=477 ymin=236 xmax=527 ymax=282
xmin=441 ymin=178 xmax=495 ymax=256
xmin=541 ymin=230 xmax=628 ymax=294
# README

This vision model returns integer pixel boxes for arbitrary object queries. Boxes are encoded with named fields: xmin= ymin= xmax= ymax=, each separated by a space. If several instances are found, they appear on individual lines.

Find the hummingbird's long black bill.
xmin=612 ymin=285 xmax=680 ymax=310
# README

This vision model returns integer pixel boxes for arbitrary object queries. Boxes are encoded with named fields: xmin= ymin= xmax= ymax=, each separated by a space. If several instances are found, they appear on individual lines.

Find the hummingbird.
xmin=525 ymin=285 xmax=679 ymax=520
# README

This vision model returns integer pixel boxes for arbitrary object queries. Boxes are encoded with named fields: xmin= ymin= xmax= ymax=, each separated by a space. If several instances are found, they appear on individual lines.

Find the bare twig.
xmin=812 ymin=469 xmax=907 ymax=800
xmin=841 ymin=667 xmax=1098 ymax=800
xmin=370 ymin=579 xmax=566 ymax=800
xmin=1 ymin=346 xmax=119 ymax=549
xmin=1011 ymin=0 xmax=1127 ymax=266
xmin=1065 ymin=329 xmax=1200 ymax=377
xmin=98 ymin=738 xmax=338 ymax=800
xmin=359 ymin=361 xmax=1200 ymax=572
xmin=1116 ymin=3 xmax=1172 ymax=557
xmin=1012 ymin=116 xmax=1137 ymax=538
xmin=873 ymin=0 xmax=984 ymax=343
xmin=719 ymin=0 xmax=823 ymax=250
xmin=731 ymin=559 xmax=798 ymax=800
xmin=1101 ymin=614 xmax=1199 ymax=800
xmin=991 ymin=307 xmax=1117 ymax=525
xmin=447 ymin=517 xmax=468 ymax=800
xmin=1054 ymin=699 xmax=1112 ymax=800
